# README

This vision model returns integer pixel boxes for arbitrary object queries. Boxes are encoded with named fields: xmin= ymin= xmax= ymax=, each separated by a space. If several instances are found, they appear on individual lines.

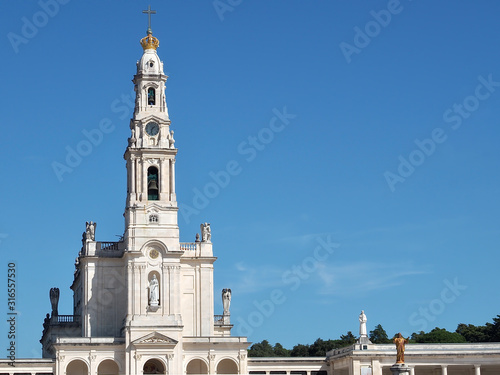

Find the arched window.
xmin=148 ymin=87 xmax=156 ymax=105
xmin=147 ymin=167 xmax=159 ymax=200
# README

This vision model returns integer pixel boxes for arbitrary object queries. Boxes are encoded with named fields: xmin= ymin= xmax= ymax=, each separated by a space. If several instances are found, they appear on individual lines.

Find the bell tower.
xmin=123 ymin=11 xmax=179 ymax=253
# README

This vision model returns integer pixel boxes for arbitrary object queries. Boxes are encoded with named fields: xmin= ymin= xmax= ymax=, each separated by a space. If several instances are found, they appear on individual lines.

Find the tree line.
xmin=248 ymin=315 xmax=500 ymax=357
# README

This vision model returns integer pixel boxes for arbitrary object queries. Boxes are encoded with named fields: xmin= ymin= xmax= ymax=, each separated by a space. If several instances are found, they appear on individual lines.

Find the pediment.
xmin=140 ymin=114 xmax=169 ymax=126
xmin=132 ymin=332 xmax=178 ymax=346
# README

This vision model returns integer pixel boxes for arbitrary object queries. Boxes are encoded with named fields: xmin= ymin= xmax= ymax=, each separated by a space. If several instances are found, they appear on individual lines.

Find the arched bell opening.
xmin=147 ymin=166 xmax=159 ymax=200
xmin=147 ymin=87 xmax=156 ymax=105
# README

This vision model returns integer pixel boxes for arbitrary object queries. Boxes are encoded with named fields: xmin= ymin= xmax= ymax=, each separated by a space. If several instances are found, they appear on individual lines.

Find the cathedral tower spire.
xmin=123 ymin=9 xmax=178 ymax=249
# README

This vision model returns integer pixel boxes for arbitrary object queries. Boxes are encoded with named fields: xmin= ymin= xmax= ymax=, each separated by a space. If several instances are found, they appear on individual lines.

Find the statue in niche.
xmin=393 ymin=333 xmax=409 ymax=364
xmin=222 ymin=288 xmax=231 ymax=315
xmin=359 ymin=310 xmax=367 ymax=337
xmin=200 ymin=223 xmax=211 ymax=243
xmin=49 ymin=288 xmax=60 ymax=316
xmin=85 ymin=221 xmax=96 ymax=241
xmin=149 ymin=275 xmax=159 ymax=306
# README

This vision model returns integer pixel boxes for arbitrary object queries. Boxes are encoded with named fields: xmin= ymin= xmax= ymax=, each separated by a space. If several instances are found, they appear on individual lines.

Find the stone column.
xmin=371 ymin=360 xmax=382 ymax=375
xmin=409 ymin=367 xmax=415 ymax=375
xmin=208 ymin=354 xmax=216 ymax=374
xmin=238 ymin=352 xmax=247 ymax=375
xmin=166 ymin=354 xmax=174 ymax=375
xmin=56 ymin=354 xmax=65 ymax=375
xmin=161 ymin=264 xmax=169 ymax=315
xmin=126 ymin=264 xmax=133 ymax=316
xmin=130 ymin=156 xmax=136 ymax=199
xmin=133 ymin=265 xmax=142 ymax=315
xmin=474 ymin=365 xmax=481 ymax=375
xmin=89 ymin=354 xmax=97 ymax=375
xmin=170 ymin=159 xmax=176 ymax=201
xmin=163 ymin=157 xmax=170 ymax=200
xmin=171 ymin=266 xmax=181 ymax=315
xmin=352 ymin=360 xmax=360 ymax=375
xmin=134 ymin=353 xmax=142 ymax=375
xmin=441 ymin=365 xmax=448 ymax=375
xmin=160 ymin=158 xmax=167 ymax=201
xmin=140 ymin=158 xmax=146 ymax=201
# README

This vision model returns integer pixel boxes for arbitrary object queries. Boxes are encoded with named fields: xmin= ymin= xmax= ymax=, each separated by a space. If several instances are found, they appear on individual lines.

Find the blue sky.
xmin=1 ymin=0 xmax=500 ymax=358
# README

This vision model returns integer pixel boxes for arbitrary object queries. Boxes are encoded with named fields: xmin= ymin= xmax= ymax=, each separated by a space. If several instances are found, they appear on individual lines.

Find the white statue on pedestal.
xmin=201 ymin=223 xmax=211 ymax=243
xmin=359 ymin=310 xmax=367 ymax=336
xmin=149 ymin=275 xmax=159 ymax=306
xmin=222 ymin=288 xmax=231 ymax=315
xmin=85 ymin=221 xmax=96 ymax=241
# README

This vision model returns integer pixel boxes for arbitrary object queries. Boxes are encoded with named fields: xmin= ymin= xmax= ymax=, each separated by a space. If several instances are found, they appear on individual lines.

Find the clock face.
xmin=145 ymin=122 xmax=159 ymax=136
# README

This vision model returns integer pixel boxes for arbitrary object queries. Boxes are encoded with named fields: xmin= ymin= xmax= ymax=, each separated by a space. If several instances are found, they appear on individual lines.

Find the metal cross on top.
xmin=143 ymin=5 xmax=157 ymax=34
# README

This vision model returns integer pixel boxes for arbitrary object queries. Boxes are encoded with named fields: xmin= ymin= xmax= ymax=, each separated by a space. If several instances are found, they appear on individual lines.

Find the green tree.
xmin=291 ymin=344 xmax=310 ymax=357
xmin=369 ymin=324 xmax=391 ymax=344
xmin=456 ymin=323 xmax=489 ymax=343
xmin=411 ymin=327 xmax=466 ymax=343
xmin=273 ymin=343 xmax=291 ymax=357
xmin=485 ymin=315 xmax=500 ymax=342
xmin=248 ymin=340 xmax=275 ymax=357
xmin=339 ymin=331 xmax=356 ymax=346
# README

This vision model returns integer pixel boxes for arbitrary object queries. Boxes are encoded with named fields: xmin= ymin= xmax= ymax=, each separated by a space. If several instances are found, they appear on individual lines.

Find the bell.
xmin=148 ymin=179 xmax=158 ymax=191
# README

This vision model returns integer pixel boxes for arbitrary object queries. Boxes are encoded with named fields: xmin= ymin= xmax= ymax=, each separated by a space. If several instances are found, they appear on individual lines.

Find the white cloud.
xmin=316 ymin=261 xmax=428 ymax=295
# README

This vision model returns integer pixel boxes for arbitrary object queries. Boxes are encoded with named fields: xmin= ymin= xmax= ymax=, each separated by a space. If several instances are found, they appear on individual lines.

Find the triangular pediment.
xmin=132 ymin=332 xmax=178 ymax=346
xmin=139 ymin=114 xmax=170 ymax=126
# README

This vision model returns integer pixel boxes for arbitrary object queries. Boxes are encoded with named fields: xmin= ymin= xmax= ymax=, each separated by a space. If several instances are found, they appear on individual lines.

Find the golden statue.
xmin=393 ymin=333 xmax=409 ymax=364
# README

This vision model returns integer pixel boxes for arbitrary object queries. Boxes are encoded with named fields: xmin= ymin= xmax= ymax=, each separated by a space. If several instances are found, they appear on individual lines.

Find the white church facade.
xmin=1 ymin=11 xmax=500 ymax=375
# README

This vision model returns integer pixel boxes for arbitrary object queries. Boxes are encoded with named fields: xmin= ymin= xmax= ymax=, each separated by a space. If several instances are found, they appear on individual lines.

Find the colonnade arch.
xmin=186 ymin=358 xmax=209 ymax=375
xmin=216 ymin=358 xmax=239 ymax=374
xmin=66 ymin=359 xmax=88 ymax=375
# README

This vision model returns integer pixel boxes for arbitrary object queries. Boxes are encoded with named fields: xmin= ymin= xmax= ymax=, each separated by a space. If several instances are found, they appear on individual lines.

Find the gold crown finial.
xmin=140 ymin=33 xmax=160 ymax=51
xmin=140 ymin=6 xmax=159 ymax=50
